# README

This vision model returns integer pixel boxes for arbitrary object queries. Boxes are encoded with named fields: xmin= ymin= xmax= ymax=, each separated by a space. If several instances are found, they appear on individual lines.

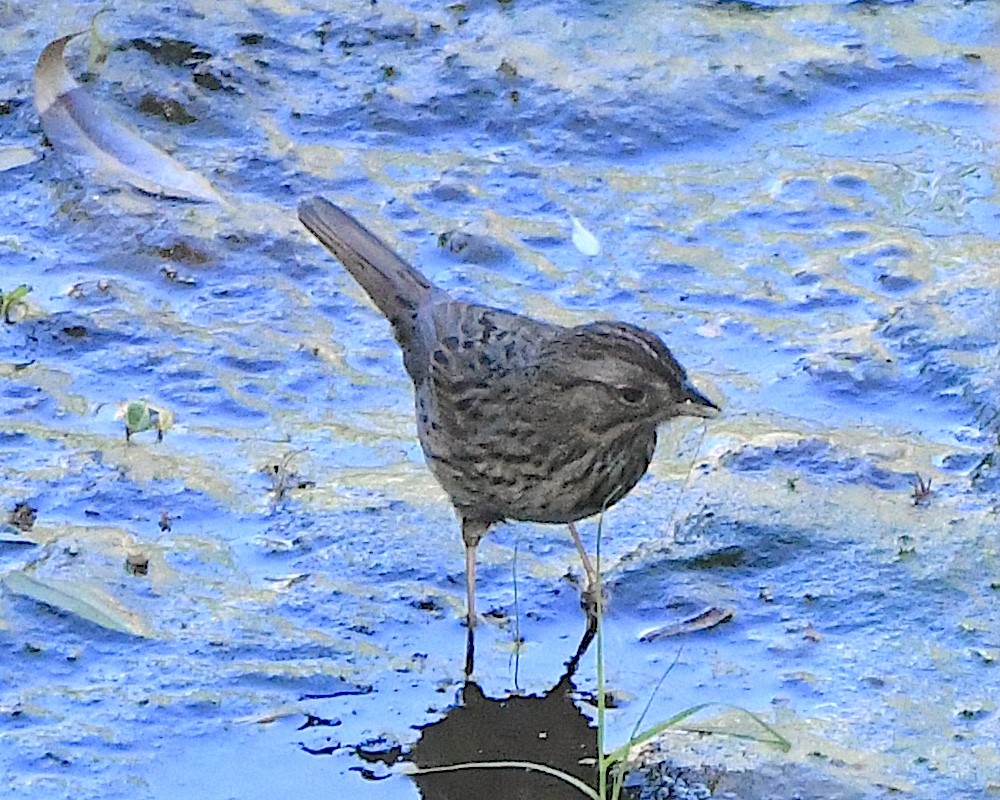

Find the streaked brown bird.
xmin=298 ymin=196 xmax=718 ymax=630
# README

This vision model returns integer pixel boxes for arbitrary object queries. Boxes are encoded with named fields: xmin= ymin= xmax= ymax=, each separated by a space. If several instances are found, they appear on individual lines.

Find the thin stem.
xmin=596 ymin=512 xmax=606 ymax=800
xmin=629 ymin=645 xmax=683 ymax=743
xmin=511 ymin=537 xmax=521 ymax=689
xmin=405 ymin=760 xmax=600 ymax=800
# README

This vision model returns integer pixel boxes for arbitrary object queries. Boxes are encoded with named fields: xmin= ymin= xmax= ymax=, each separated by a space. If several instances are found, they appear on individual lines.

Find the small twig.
xmin=912 ymin=473 xmax=932 ymax=505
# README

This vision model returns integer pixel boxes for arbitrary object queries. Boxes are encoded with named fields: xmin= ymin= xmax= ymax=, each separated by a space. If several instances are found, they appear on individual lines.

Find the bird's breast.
xmin=416 ymin=384 xmax=659 ymax=525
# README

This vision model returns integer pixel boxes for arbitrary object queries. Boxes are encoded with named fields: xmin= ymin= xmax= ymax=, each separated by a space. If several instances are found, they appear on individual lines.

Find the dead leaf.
xmin=125 ymin=550 xmax=150 ymax=576
xmin=3 ymin=569 xmax=153 ymax=638
xmin=263 ymin=573 xmax=311 ymax=591
xmin=9 ymin=502 xmax=37 ymax=532
xmin=34 ymin=33 xmax=220 ymax=202
xmin=570 ymin=215 xmax=601 ymax=256
xmin=803 ymin=622 xmax=823 ymax=642
xmin=235 ymin=704 xmax=308 ymax=725
xmin=0 ymin=531 xmax=37 ymax=545
xmin=639 ymin=606 xmax=735 ymax=642
xmin=0 ymin=147 xmax=39 ymax=173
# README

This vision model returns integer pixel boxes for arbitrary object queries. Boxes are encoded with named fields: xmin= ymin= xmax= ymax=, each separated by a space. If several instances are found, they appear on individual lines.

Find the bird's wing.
xmin=417 ymin=301 xmax=543 ymax=387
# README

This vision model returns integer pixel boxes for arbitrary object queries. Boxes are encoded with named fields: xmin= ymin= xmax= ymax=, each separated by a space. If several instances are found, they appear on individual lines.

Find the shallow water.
xmin=1 ymin=0 xmax=999 ymax=797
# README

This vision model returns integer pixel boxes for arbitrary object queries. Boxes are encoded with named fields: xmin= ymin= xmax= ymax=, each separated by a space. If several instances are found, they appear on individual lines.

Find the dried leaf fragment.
xmin=0 ymin=147 xmax=39 ymax=173
xmin=9 ymin=502 xmax=37 ymax=532
xmin=34 ymin=33 xmax=220 ymax=202
xmin=639 ymin=606 xmax=735 ymax=642
xmin=125 ymin=551 xmax=149 ymax=576
xmin=570 ymin=215 xmax=601 ymax=257
xmin=3 ymin=570 xmax=152 ymax=637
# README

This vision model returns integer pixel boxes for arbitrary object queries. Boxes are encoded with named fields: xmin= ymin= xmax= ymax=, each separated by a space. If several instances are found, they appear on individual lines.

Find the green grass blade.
xmin=605 ymin=703 xmax=714 ymax=763
xmin=607 ymin=702 xmax=791 ymax=766
xmin=628 ymin=645 xmax=683 ymax=743
xmin=683 ymin=705 xmax=792 ymax=753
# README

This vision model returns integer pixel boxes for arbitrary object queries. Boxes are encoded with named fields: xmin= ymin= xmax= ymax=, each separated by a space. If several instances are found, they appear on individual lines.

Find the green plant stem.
xmin=405 ymin=760 xmax=600 ymax=800
xmin=596 ymin=512 xmax=607 ymax=799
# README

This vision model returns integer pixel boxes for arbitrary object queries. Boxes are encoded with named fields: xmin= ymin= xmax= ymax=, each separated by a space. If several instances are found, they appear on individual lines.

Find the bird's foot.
xmin=580 ymin=578 xmax=610 ymax=623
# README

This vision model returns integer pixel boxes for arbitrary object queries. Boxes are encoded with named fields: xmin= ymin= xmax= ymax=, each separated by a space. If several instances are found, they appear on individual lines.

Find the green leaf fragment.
xmin=126 ymin=401 xmax=153 ymax=433
xmin=1 ymin=284 xmax=31 ymax=323
xmin=117 ymin=400 xmax=173 ymax=440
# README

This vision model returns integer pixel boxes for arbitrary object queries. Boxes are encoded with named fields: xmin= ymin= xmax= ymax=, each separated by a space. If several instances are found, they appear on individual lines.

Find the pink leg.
xmin=461 ymin=519 xmax=489 ymax=628
xmin=568 ymin=522 xmax=598 ymax=590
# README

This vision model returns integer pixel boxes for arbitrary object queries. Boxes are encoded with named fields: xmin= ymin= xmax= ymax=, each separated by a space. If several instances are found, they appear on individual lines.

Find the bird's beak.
xmin=677 ymin=381 xmax=720 ymax=418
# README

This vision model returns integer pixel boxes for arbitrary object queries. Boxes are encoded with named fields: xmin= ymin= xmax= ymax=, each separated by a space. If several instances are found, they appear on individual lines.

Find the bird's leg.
xmin=568 ymin=522 xmax=607 ymax=619
xmin=465 ymin=543 xmax=477 ymax=628
xmin=567 ymin=521 xmax=598 ymax=591
xmin=461 ymin=518 xmax=488 ymax=629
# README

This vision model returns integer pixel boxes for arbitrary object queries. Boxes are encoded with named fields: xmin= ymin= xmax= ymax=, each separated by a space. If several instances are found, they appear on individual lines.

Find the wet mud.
xmin=1 ymin=0 xmax=999 ymax=798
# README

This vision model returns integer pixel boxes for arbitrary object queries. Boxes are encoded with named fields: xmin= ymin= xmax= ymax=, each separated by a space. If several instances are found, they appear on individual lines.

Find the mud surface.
xmin=1 ymin=1 xmax=999 ymax=798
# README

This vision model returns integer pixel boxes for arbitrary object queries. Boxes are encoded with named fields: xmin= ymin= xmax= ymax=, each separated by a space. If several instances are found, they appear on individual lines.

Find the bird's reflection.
xmin=410 ymin=617 xmax=599 ymax=800
xmin=466 ymin=600 xmax=597 ymax=678
xmin=348 ymin=618 xmax=600 ymax=797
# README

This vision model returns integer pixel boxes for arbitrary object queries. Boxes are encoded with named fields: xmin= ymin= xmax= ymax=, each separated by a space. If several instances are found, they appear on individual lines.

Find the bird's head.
xmin=542 ymin=321 xmax=719 ymax=427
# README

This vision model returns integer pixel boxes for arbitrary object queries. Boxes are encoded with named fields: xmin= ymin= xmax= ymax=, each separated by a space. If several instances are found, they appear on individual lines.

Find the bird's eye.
xmin=618 ymin=386 xmax=646 ymax=405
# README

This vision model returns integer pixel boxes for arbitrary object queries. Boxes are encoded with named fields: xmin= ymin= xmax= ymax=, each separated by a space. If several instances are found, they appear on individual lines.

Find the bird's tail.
xmin=298 ymin=196 xmax=434 ymax=342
